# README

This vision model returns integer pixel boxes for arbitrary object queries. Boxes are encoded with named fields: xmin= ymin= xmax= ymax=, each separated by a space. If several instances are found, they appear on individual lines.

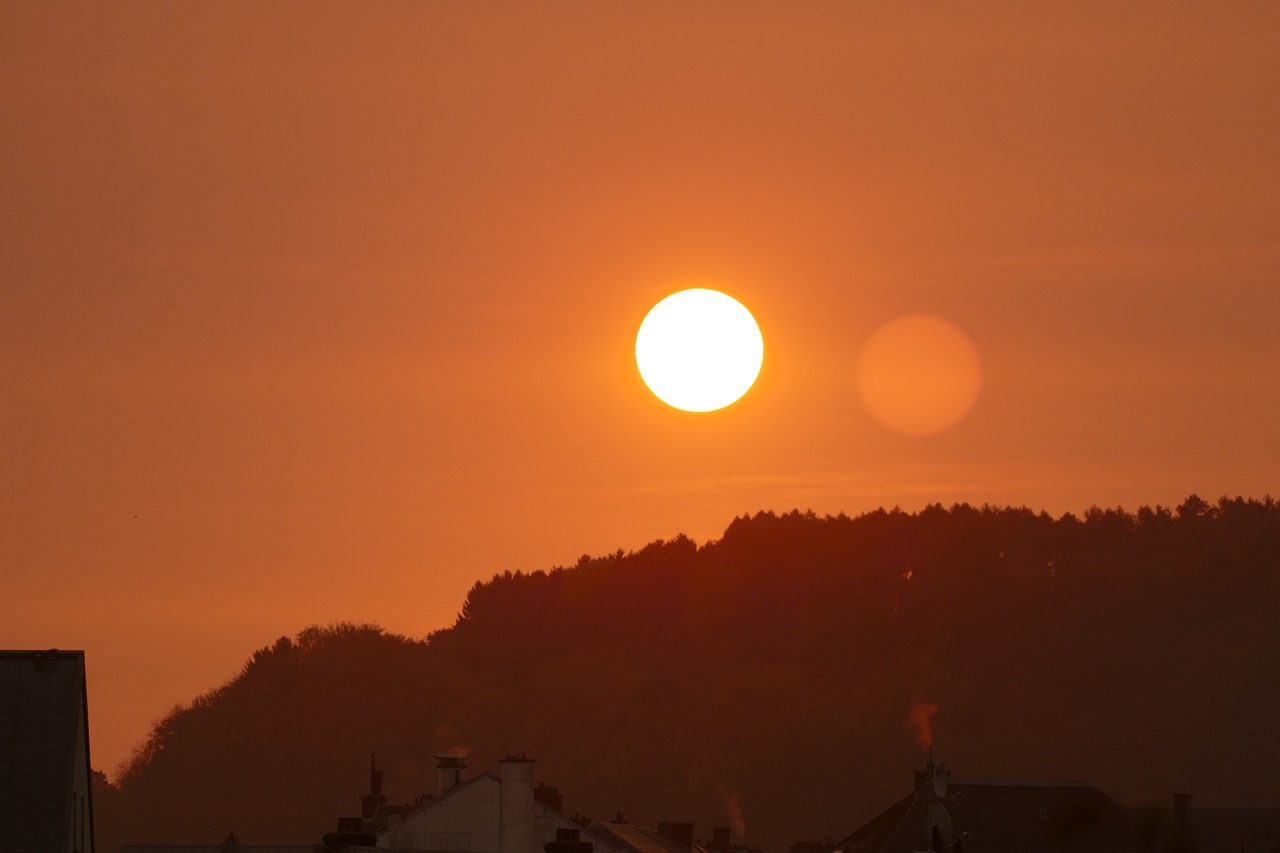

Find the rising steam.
xmin=716 ymin=783 xmax=747 ymax=841
xmin=903 ymin=701 xmax=939 ymax=750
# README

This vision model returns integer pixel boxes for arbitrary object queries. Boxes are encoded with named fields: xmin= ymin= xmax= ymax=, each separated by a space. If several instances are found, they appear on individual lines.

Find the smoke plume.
xmin=903 ymin=701 xmax=939 ymax=751
xmin=716 ymin=784 xmax=747 ymax=841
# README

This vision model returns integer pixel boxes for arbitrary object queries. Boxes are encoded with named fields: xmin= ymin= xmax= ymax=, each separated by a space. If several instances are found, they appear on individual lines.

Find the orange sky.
xmin=2 ymin=2 xmax=1278 ymax=779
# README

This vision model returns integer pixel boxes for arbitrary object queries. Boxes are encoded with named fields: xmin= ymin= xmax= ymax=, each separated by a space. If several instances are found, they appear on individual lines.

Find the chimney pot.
xmin=1174 ymin=793 xmax=1193 ymax=847
xmin=534 ymin=785 xmax=564 ymax=813
xmin=545 ymin=827 xmax=593 ymax=853
xmin=437 ymin=753 xmax=469 ymax=795
xmin=658 ymin=822 xmax=695 ymax=849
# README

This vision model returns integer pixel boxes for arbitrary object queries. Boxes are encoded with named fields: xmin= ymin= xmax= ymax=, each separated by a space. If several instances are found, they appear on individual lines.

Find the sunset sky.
xmin=3 ymin=3 xmax=1278 ymax=778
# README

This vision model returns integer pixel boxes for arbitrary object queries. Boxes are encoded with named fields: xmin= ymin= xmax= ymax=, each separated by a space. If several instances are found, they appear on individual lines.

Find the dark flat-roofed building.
xmin=0 ymin=649 xmax=96 ymax=853
xmin=1130 ymin=798 xmax=1280 ymax=853
xmin=838 ymin=761 xmax=1280 ymax=853
xmin=836 ymin=766 xmax=1134 ymax=853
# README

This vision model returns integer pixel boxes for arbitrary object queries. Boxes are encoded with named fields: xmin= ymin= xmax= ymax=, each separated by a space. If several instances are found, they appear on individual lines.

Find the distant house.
xmin=361 ymin=754 xmax=745 ymax=853
xmin=0 ymin=650 xmax=97 ymax=853
xmin=834 ymin=761 xmax=1134 ymax=853
xmin=373 ymin=754 xmax=629 ymax=853
xmin=835 ymin=760 xmax=1280 ymax=853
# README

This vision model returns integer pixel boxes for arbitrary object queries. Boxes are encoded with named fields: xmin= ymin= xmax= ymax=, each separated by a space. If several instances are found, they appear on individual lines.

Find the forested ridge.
xmin=93 ymin=496 xmax=1280 ymax=853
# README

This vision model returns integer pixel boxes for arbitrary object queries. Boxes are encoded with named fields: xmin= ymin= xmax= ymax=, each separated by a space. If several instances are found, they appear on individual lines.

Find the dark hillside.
xmin=95 ymin=496 xmax=1280 ymax=853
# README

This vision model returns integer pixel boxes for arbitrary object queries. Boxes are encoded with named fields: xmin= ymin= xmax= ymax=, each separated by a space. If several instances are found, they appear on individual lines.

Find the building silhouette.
xmin=0 ymin=650 xmax=96 ymax=853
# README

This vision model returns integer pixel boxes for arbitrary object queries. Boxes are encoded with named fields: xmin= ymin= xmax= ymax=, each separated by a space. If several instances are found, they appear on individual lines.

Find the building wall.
xmin=388 ymin=776 xmax=503 ymax=852
xmin=70 ymin=688 xmax=93 ymax=853
xmin=531 ymin=809 xmax=581 ymax=849
xmin=500 ymin=760 xmax=534 ymax=853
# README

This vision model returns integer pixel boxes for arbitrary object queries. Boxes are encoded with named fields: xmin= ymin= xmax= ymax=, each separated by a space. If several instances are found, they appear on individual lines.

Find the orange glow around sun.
xmin=856 ymin=315 xmax=983 ymax=435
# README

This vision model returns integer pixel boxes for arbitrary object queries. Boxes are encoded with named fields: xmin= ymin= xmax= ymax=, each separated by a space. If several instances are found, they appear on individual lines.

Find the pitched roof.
xmin=394 ymin=771 xmax=501 ymax=823
xmin=387 ymin=770 xmax=628 ymax=850
xmin=0 ymin=649 xmax=95 ymax=853
xmin=835 ymin=789 xmax=922 ymax=853
xmin=591 ymin=822 xmax=708 ymax=853
xmin=838 ymin=778 xmax=1132 ymax=853
xmin=377 ymin=765 xmax=631 ymax=853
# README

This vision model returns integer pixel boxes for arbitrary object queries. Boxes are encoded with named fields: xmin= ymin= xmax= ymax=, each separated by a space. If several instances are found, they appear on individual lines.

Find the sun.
xmin=635 ymin=288 xmax=764 ymax=412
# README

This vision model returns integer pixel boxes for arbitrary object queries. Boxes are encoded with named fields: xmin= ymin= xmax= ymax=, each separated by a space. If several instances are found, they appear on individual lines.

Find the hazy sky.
xmin=3 ymin=2 xmax=1278 ymax=778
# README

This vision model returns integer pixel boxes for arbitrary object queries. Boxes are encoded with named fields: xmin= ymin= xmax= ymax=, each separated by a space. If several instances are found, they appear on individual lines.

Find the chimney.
xmin=438 ymin=753 xmax=469 ymax=795
xmin=913 ymin=750 xmax=935 ymax=791
xmin=1173 ymin=793 xmax=1192 ymax=849
xmin=657 ymin=823 xmax=695 ymax=849
xmin=544 ymin=828 xmax=594 ymax=853
xmin=535 ymin=784 xmax=564 ymax=813
xmin=363 ymin=754 xmax=388 ymax=822
xmin=501 ymin=754 xmax=537 ymax=853
xmin=712 ymin=827 xmax=731 ymax=852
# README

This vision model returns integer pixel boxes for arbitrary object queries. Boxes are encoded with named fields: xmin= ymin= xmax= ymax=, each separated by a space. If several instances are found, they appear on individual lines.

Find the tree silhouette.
xmin=95 ymin=497 xmax=1280 ymax=853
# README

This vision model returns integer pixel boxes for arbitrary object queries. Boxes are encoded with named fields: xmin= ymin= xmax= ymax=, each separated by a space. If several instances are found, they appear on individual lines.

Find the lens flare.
xmin=857 ymin=315 xmax=982 ymax=435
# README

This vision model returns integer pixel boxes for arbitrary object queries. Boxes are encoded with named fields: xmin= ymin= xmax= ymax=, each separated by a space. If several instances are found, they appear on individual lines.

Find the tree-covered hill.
xmin=94 ymin=496 xmax=1280 ymax=853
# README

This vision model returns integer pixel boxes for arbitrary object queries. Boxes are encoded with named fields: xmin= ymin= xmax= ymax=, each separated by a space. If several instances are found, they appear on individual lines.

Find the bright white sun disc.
xmin=635 ymin=288 xmax=764 ymax=412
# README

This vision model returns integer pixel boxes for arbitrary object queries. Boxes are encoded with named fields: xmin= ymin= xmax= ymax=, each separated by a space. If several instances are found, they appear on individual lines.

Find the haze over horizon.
xmin=3 ymin=2 xmax=1278 ymax=779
